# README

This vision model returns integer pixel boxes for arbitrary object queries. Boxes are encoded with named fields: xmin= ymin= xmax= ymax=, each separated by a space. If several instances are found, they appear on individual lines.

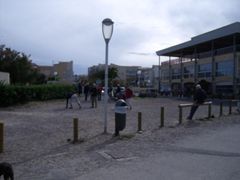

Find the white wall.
xmin=0 ymin=71 xmax=10 ymax=84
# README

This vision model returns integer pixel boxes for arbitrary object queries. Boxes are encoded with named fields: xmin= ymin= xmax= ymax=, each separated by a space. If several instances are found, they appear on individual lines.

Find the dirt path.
xmin=0 ymin=97 xmax=239 ymax=179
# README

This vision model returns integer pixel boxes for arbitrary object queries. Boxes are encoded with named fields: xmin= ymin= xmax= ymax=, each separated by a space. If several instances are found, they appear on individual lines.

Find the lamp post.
xmin=54 ymin=71 xmax=58 ymax=81
xmin=137 ymin=70 xmax=141 ymax=87
xmin=158 ymin=56 xmax=161 ymax=94
xmin=102 ymin=18 xmax=114 ymax=134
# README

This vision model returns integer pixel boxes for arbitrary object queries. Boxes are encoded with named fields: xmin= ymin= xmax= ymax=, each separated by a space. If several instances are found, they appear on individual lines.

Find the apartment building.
xmin=88 ymin=63 xmax=140 ymax=85
xmin=156 ymin=22 xmax=240 ymax=98
xmin=38 ymin=61 xmax=74 ymax=83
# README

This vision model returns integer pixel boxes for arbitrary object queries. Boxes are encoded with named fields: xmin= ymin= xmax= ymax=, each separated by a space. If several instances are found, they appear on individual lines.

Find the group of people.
xmin=66 ymin=83 xmax=134 ymax=110
xmin=66 ymin=82 xmax=99 ymax=109
xmin=66 ymin=82 xmax=239 ymax=120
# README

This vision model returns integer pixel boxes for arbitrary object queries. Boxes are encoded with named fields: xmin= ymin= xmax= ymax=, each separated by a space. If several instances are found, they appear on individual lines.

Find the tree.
xmin=88 ymin=67 xmax=118 ymax=84
xmin=0 ymin=45 xmax=46 ymax=84
xmin=108 ymin=67 xmax=118 ymax=82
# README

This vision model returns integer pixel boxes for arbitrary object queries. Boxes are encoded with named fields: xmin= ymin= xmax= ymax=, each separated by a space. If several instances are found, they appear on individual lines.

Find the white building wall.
xmin=0 ymin=71 xmax=10 ymax=84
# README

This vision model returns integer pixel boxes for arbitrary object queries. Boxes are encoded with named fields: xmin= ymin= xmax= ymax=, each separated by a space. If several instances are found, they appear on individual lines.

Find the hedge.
xmin=0 ymin=84 xmax=75 ymax=107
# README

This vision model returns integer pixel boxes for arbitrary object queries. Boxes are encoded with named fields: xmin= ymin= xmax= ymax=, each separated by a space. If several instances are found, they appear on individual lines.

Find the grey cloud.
xmin=1 ymin=0 xmax=239 ymax=74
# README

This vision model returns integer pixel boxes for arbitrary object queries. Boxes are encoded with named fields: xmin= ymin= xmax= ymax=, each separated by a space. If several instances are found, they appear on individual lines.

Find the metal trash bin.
xmin=114 ymin=99 xmax=128 ymax=136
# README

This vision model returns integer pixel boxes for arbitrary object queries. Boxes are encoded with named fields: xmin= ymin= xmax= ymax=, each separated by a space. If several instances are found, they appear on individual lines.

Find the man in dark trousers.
xmin=78 ymin=82 xmax=82 ymax=96
xmin=90 ymin=83 xmax=98 ymax=108
xmin=84 ymin=83 xmax=90 ymax=101
xmin=187 ymin=84 xmax=207 ymax=120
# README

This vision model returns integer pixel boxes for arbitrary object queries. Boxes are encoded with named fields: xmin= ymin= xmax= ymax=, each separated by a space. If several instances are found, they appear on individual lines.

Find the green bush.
xmin=0 ymin=84 xmax=75 ymax=107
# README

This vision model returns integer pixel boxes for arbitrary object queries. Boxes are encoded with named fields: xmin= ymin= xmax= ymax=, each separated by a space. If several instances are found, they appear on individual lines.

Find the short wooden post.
xmin=160 ymin=107 xmax=164 ymax=128
xmin=137 ymin=112 xmax=142 ymax=132
xmin=208 ymin=103 xmax=211 ymax=119
xmin=73 ymin=118 xmax=78 ymax=143
xmin=0 ymin=123 xmax=4 ymax=153
xmin=179 ymin=106 xmax=182 ymax=124
xmin=229 ymin=100 xmax=232 ymax=115
xmin=219 ymin=102 xmax=223 ymax=116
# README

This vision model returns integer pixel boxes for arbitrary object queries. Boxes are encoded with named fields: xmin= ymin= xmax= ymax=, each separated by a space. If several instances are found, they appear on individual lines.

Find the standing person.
xmin=237 ymin=91 xmax=240 ymax=113
xmin=115 ymin=84 xmax=121 ymax=98
xmin=97 ymin=84 xmax=103 ymax=101
xmin=90 ymin=83 xmax=98 ymax=108
xmin=84 ymin=83 xmax=90 ymax=101
xmin=187 ymin=84 xmax=207 ymax=120
xmin=237 ymin=100 xmax=240 ymax=113
xmin=125 ymin=85 xmax=133 ymax=109
xmin=78 ymin=82 xmax=83 ymax=97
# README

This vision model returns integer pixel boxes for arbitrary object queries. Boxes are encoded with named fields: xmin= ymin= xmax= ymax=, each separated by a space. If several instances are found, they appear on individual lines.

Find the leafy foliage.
xmin=0 ymin=84 xmax=75 ymax=107
xmin=88 ymin=67 xmax=118 ymax=84
xmin=0 ymin=45 xmax=46 ymax=84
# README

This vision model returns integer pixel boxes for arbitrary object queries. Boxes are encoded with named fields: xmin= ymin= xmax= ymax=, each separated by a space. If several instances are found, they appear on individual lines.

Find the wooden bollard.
xmin=0 ymin=123 xmax=3 ymax=153
xmin=160 ymin=107 xmax=164 ymax=128
xmin=219 ymin=102 xmax=223 ymax=116
xmin=229 ymin=101 xmax=232 ymax=115
xmin=137 ymin=112 xmax=142 ymax=132
xmin=208 ymin=103 xmax=211 ymax=118
xmin=73 ymin=118 xmax=78 ymax=143
xmin=179 ymin=106 xmax=182 ymax=124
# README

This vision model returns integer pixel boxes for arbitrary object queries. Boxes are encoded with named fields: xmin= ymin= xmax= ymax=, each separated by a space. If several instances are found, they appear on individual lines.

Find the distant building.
xmin=88 ymin=63 xmax=140 ymax=85
xmin=0 ymin=71 xmax=10 ymax=84
xmin=38 ymin=61 xmax=74 ymax=83
xmin=38 ymin=66 xmax=52 ymax=78
xmin=112 ymin=64 xmax=140 ymax=85
xmin=88 ymin=64 xmax=105 ymax=75
xmin=156 ymin=22 xmax=240 ymax=98
xmin=53 ymin=61 xmax=74 ymax=83
xmin=141 ymin=67 xmax=154 ymax=87
xmin=152 ymin=65 xmax=161 ymax=90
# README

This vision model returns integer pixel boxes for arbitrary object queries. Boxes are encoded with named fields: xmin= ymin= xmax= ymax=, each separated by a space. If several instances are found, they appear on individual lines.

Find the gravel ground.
xmin=0 ymin=97 xmax=239 ymax=179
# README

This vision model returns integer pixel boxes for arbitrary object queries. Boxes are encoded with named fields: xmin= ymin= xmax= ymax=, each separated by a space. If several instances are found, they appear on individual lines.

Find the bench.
xmin=178 ymin=101 xmax=212 ymax=124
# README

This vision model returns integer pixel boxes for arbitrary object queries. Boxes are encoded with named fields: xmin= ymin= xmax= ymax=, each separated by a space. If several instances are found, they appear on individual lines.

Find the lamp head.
xmin=102 ymin=18 xmax=114 ymax=43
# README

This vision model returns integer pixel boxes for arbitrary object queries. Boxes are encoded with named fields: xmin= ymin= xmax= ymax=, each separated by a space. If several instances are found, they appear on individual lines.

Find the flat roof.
xmin=156 ymin=22 xmax=240 ymax=57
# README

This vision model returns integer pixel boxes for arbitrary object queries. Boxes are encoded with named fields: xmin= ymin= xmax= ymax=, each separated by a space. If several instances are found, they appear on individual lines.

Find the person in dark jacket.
xmin=84 ymin=83 xmax=90 ymax=101
xmin=187 ymin=84 xmax=207 ymax=120
xmin=0 ymin=162 xmax=14 ymax=180
xmin=66 ymin=92 xmax=82 ymax=109
xmin=90 ymin=83 xmax=98 ymax=108
xmin=78 ymin=82 xmax=83 ymax=96
xmin=125 ymin=85 xmax=133 ymax=109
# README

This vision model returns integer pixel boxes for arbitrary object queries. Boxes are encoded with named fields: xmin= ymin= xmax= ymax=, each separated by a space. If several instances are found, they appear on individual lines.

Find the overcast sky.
xmin=0 ymin=0 xmax=239 ymax=74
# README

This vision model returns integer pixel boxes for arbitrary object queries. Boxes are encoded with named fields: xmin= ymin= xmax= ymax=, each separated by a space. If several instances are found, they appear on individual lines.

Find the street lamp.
xmin=137 ymin=70 xmax=141 ymax=87
xmin=102 ymin=18 xmax=114 ymax=134
xmin=158 ymin=56 xmax=161 ymax=94
xmin=54 ymin=71 xmax=58 ymax=81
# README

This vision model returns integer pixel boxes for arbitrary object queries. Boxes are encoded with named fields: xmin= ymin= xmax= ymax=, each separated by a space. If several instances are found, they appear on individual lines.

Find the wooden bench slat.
xmin=179 ymin=101 xmax=212 ymax=108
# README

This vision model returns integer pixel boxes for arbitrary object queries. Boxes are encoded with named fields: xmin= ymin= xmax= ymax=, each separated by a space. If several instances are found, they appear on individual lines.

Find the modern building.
xmin=38 ymin=66 xmax=52 ymax=78
xmin=156 ymin=22 xmax=240 ymax=98
xmin=88 ymin=63 xmax=140 ymax=86
xmin=140 ymin=67 xmax=154 ymax=87
xmin=53 ymin=61 xmax=74 ymax=82
xmin=151 ymin=65 xmax=161 ymax=90
xmin=38 ymin=61 xmax=74 ymax=83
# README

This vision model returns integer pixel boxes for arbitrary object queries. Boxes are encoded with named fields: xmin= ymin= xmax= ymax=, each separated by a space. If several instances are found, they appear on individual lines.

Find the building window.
xmin=126 ymin=69 xmax=137 ymax=77
xmin=184 ymin=65 xmax=194 ymax=78
xmin=216 ymin=85 xmax=233 ymax=98
xmin=162 ymin=70 xmax=169 ymax=80
xmin=172 ymin=68 xmax=180 ymax=79
xmin=198 ymin=63 xmax=212 ymax=78
xmin=216 ymin=60 xmax=233 ymax=77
